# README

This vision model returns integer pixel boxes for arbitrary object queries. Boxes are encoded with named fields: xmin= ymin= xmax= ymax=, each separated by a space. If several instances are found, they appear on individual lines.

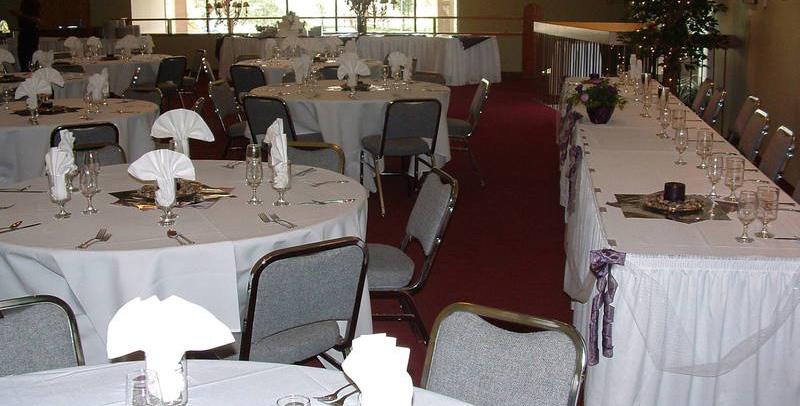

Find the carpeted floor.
xmin=187 ymin=74 xmax=570 ymax=384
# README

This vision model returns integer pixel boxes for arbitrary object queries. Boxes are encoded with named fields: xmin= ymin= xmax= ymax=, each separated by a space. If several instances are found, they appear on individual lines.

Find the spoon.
xmin=167 ymin=229 xmax=195 ymax=245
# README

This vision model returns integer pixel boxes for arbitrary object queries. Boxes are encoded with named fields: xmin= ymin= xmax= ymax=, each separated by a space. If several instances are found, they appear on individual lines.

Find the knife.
xmin=298 ymin=199 xmax=356 ymax=205
xmin=774 ymin=237 xmax=800 ymax=241
xmin=0 ymin=223 xmax=42 ymax=234
xmin=0 ymin=190 xmax=46 ymax=193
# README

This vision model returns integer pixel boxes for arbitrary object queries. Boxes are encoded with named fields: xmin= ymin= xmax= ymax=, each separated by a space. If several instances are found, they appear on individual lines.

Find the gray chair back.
xmin=0 ymin=295 xmax=84 ymax=376
xmin=702 ymin=88 xmax=726 ymax=128
xmin=738 ymin=109 xmax=770 ymax=161
xmin=377 ymin=99 xmax=441 ymax=158
xmin=317 ymin=66 xmax=339 ymax=80
xmin=188 ymin=49 xmax=206 ymax=77
xmin=209 ymin=80 xmax=239 ymax=122
xmin=51 ymin=122 xmax=127 ymax=165
xmin=240 ymin=237 xmax=368 ymax=363
xmin=243 ymin=95 xmax=299 ymax=143
xmin=230 ymin=64 xmax=266 ymax=97
xmin=287 ymin=141 xmax=345 ymax=174
xmin=155 ymin=56 xmax=187 ymax=87
xmin=122 ymin=87 xmax=164 ymax=108
xmin=468 ymin=78 xmax=490 ymax=128
xmin=729 ymin=95 xmax=760 ymax=142
xmin=758 ymin=125 xmax=795 ymax=182
xmin=691 ymin=79 xmax=714 ymax=114
xmin=422 ymin=303 xmax=587 ymax=406
xmin=405 ymin=168 xmax=458 ymax=256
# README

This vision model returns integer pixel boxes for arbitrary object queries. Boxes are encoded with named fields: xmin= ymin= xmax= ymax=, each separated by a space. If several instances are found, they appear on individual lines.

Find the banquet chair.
xmin=368 ymin=168 xmax=457 ymax=343
xmin=701 ymin=88 xmax=726 ymax=130
xmin=360 ymin=99 xmax=442 ymax=217
xmin=412 ymin=72 xmax=446 ymax=85
xmin=447 ymin=78 xmax=490 ymax=186
xmin=691 ymin=79 xmax=714 ymax=115
xmin=230 ymin=64 xmax=266 ymax=101
xmin=122 ymin=87 xmax=164 ymax=112
xmin=192 ymin=96 xmax=206 ymax=115
xmin=209 ymin=80 xmax=249 ymax=159
xmin=201 ymin=58 xmax=217 ymax=82
xmin=2 ymin=62 xmax=17 ymax=73
xmin=240 ymin=237 xmax=368 ymax=366
xmin=287 ymin=141 xmax=345 ymax=174
xmin=235 ymin=54 xmax=260 ymax=63
xmin=182 ymin=49 xmax=206 ymax=93
xmin=50 ymin=122 xmax=127 ymax=166
xmin=757 ymin=125 xmax=795 ymax=182
xmin=53 ymin=52 xmax=71 ymax=60
xmin=152 ymin=56 xmax=189 ymax=108
xmin=242 ymin=95 xmax=323 ymax=143
xmin=727 ymin=96 xmax=760 ymax=144
xmin=737 ymin=108 xmax=770 ymax=162
xmin=421 ymin=302 xmax=586 ymax=406
xmin=317 ymin=66 xmax=339 ymax=80
xmin=281 ymin=71 xmax=296 ymax=84
xmin=0 ymin=295 xmax=84 ymax=376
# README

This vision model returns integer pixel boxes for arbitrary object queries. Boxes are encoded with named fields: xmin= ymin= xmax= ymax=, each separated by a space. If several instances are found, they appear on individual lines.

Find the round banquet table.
xmin=0 ymin=161 xmax=370 ymax=364
xmin=1 ymin=71 xmax=87 ymax=99
xmin=0 ymin=98 xmax=159 ymax=186
xmin=249 ymin=79 xmax=451 ymax=190
xmin=56 ymin=54 xmax=168 ymax=95
xmin=234 ymin=58 xmax=384 ymax=84
xmin=0 ymin=360 xmax=470 ymax=406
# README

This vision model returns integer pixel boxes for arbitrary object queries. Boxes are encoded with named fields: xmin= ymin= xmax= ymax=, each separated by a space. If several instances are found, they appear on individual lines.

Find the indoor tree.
xmin=345 ymin=0 xmax=398 ymax=35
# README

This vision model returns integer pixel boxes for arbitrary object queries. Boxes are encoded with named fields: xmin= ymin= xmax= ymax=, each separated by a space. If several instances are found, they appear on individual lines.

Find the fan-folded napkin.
xmin=32 ymin=67 xmax=65 ymax=87
xmin=31 ymin=50 xmax=54 ymax=67
xmin=64 ymin=36 xmax=82 ymax=52
xmin=387 ymin=51 xmax=410 ymax=77
xmin=45 ymin=147 xmax=73 ymax=201
xmin=337 ymin=54 xmax=369 ymax=88
xmin=86 ymin=73 xmax=106 ymax=101
xmin=150 ymin=109 xmax=215 ymax=158
xmin=57 ymin=129 xmax=78 ymax=173
xmin=291 ymin=55 xmax=311 ymax=84
xmin=87 ymin=36 xmax=103 ymax=48
xmin=342 ymin=333 xmax=413 ymax=406
xmin=128 ymin=149 xmax=196 ymax=207
xmin=0 ymin=48 xmax=15 ymax=64
xmin=267 ymin=118 xmax=289 ymax=188
xmin=107 ymin=296 xmax=234 ymax=403
xmin=115 ymin=35 xmax=141 ymax=50
xmin=15 ymin=76 xmax=52 ymax=110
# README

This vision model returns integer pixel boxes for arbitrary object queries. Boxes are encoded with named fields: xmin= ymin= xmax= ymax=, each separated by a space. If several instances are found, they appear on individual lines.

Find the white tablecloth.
xmin=233 ymin=58 xmax=384 ymax=84
xmin=58 ymin=54 xmax=167 ymax=95
xmin=1 ymin=72 xmax=86 ymax=99
xmin=0 ymin=98 xmax=159 ymax=186
xmin=0 ymin=360 xmax=470 ymax=406
xmin=250 ymin=80 xmax=451 ymax=190
xmin=0 ymin=161 xmax=370 ymax=364
xmin=561 ymin=81 xmax=800 ymax=405
xmin=218 ymin=36 xmax=279 ymax=82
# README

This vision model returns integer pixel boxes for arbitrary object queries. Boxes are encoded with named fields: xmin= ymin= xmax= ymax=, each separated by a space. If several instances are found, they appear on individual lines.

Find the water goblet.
xmin=382 ymin=65 xmax=391 ymax=87
xmin=723 ymin=156 xmax=745 ymax=202
xmin=276 ymin=395 xmax=310 ymax=406
xmin=695 ymin=130 xmax=714 ymax=169
xmin=736 ymin=190 xmax=758 ymax=243
xmin=79 ymin=165 xmax=99 ymax=215
xmin=2 ymin=87 xmax=13 ymax=110
xmin=245 ymin=144 xmax=263 ymax=205
xmin=84 ymin=150 xmax=101 ymax=175
xmin=126 ymin=369 xmax=162 ymax=406
xmin=670 ymin=108 xmax=686 ymax=135
xmin=706 ymin=153 xmax=725 ymax=199
xmin=272 ymin=161 xmax=292 ymax=206
xmin=657 ymin=86 xmax=670 ymax=110
xmin=657 ymin=108 xmax=671 ymax=138
xmin=48 ymin=171 xmax=71 ymax=219
xmin=755 ymin=186 xmax=779 ymax=238
xmin=616 ymin=63 xmax=625 ymax=78
xmin=83 ymin=92 xmax=94 ymax=117
xmin=632 ymin=80 xmax=642 ymax=103
xmin=674 ymin=127 xmax=689 ymax=166
xmin=640 ymin=93 xmax=652 ymax=118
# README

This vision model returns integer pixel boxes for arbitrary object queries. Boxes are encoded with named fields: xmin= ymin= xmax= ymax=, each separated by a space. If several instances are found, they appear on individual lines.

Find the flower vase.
xmin=586 ymin=106 xmax=615 ymax=124
xmin=356 ymin=14 xmax=367 ymax=36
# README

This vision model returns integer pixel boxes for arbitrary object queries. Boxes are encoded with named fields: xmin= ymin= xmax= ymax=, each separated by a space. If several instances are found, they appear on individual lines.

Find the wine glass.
xmin=83 ymin=92 xmax=94 ymax=117
xmin=706 ymin=153 xmax=725 ymax=199
xmin=79 ymin=165 xmax=99 ymax=215
xmin=657 ymin=108 xmax=671 ymax=138
xmin=84 ymin=151 xmax=101 ymax=175
xmin=695 ymin=130 xmax=714 ymax=169
xmin=48 ymin=171 xmax=71 ymax=219
xmin=632 ymin=79 xmax=642 ymax=103
xmin=674 ymin=127 xmax=689 ymax=166
xmin=755 ymin=186 xmax=779 ymax=238
xmin=657 ymin=85 xmax=670 ymax=110
xmin=245 ymin=144 xmax=263 ymax=205
xmin=382 ymin=65 xmax=390 ymax=87
xmin=670 ymin=108 xmax=686 ymax=137
xmin=126 ymin=369 xmax=162 ymax=406
xmin=2 ymin=86 xmax=13 ymax=110
xmin=723 ymin=157 xmax=745 ymax=202
xmin=272 ymin=161 xmax=292 ymax=206
xmin=736 ymin=190 xmax=758 ymax=243
xmin=616 ymin=63 xmax=625 ymax=78
xmin=641 ymin=92 xmax=652 ymax=118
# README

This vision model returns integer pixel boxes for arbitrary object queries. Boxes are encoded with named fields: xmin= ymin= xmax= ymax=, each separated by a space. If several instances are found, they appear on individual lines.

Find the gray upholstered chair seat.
xmin=249 ymin=320 xmax=342 ymax=364
xmin=228 ymin=121 xmax=249 ymax=138
xmin=288 ymin=147 xmax=339 ymax=173
xmin=366 ymin=243 xmax=415 ymax=289
xmin=295 ymin=132 xmax=325 ymax=142
xmin=361 ymin=135 xmax=431 ymax=157
xmin=447 ymin=118 xmax=472 ymax=138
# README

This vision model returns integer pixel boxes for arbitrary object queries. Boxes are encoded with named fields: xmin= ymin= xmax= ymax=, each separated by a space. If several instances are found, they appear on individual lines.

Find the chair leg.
xmin=359 ymin=151 xmax=365 ymax=184
xmin=371 ymin=291 xmax=429 ymax=344
xmin=374 ymin=160 xmax=386 ymax=217
xmin=464 ymin=138 xmax=485 ymax=187
xmin=222 ymin=138 xmax=232 ymax=159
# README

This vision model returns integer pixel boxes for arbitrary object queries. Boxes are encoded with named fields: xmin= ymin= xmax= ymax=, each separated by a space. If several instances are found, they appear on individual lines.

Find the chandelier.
xmin=206 ymin=1 xmax=250 ymax=34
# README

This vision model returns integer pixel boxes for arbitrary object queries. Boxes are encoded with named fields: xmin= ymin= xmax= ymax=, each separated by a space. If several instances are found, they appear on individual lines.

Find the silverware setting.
xmin=774 ymin=236 xmax=800 ymax=241
xmin=0 ymin=204 xmax=14 ymax=210
xmin=293 ymin=167 xmax=316 ymax=177
xmin=777 ymin=208 xmax=800 ymax=212
xmin=0 ymin=222 xmax=41 ymax=234
xmin=744 ymin=179 xmax=770 ymax=183
xmin=322 ymin=390 xmax=359 ymax=406
xmin=167 ymin=229 xmax=195 ymax=245
xmin=309 ymin=180 xmax=350 ymax=187
xmin=0 ymin=220 xmax=23 ymax=232
xmin=259 ymin=212 xmax=296 ymax=229
xmin=0 ymin=185 xmax=31 ymax=192
xmin=314 ymin=383 xmax=355 ymax=402
xmin=222 ymin=160 xmax=244 ymax=169
xmin=298 ymin=199 xmax=356 ymax=205
xmin=76 ymin=228 xmax=112 ymax=249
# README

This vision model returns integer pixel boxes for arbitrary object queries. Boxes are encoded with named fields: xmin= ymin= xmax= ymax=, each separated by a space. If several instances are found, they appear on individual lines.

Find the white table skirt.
xmin=233 ymin=58 xmax=384 ymax=85
xmin=0 ymin=98 xmax=159 ymax=186
xmin=249 ymin=80 xmax=451 ymax=191
xmin=219 ymin=37 xmax=279 ymax=82
xmin=2 ymin=72 xmax=86 ymax=99
xmin=0 ymin=161 xmax=370 ymax=365
xmin=59 ymin=54 xmax=167 ymax=95
xmin=0 ymin=360 xmax=470 ymax=406
xmin=560 ymin=80 xmax=800 ymax=405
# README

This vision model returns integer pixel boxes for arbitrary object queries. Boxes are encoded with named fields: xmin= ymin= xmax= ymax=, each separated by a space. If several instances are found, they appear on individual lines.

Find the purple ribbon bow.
xmin=567 ymin=145 xmax=583 ymax=213
xmin=588 ymin=248 xmax=626 ymax=365
xmin=559 ymin=111 xmax=583 ymax=165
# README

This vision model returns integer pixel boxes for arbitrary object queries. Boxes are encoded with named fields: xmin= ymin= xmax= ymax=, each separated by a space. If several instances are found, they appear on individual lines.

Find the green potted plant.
xmin=345 ymin=0 xmax=398 ymax=35
xmin=567 ymin=75 xmax=627 ymax=124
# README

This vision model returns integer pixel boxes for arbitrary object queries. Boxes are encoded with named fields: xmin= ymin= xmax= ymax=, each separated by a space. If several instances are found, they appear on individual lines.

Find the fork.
xmin=0 ymin=204 xmax=14 ymax=210
xmin=324 ymin=390 xmax=358 ymax=406
xmin=309 ymin=180 xmax=349 ymax=187
xmin=0 ymin=185 xmax=30 ymax=192
xmin=293 ymin=167 xmax=316 ymax=177
xmin=258 ymin=212 xmax=275 ymax=226
xmin=314 ymin=383 xmax=354 ymax=402
xmin=76 ymin=228 xmax=111 ymax=249
xmin=270 ymin=213 xmax=296 ymax=228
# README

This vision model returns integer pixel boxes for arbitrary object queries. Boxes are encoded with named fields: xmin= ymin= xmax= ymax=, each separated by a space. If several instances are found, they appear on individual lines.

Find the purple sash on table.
xmin=559 ymin=111 xmax=582 ymax=165
xmin=455 ymin=35 xmax=491 ymax=50
xmin=588 ymin=249 xmax=626 ymax=365
xmin=567 ymin=145 xmax=582 ymax=213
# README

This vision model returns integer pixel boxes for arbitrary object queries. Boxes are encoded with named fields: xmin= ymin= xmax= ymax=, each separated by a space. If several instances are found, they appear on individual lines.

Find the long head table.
xmin=560 ymin=79 xmax=800 ymax=406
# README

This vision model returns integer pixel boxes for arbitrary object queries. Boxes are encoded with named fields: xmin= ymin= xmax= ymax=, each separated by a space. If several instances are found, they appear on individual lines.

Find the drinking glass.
xmin=48 ymin=171 xmax=71 ymax=219
xmin=245 ymin=144 xmax=263 ymax=205
xmin=674 ymin=127 xmax=689 ymax=166
xmin=272 ymin=161 xmax=292 ymax=206
xmin=382 ymin=65 xmax=391 ymax=87
xmin=276 ymin=395 xmax=310 ymax=406
xmin=616 ymin=63 xmax=625 ymax=78
xmin=126 ymin=369 xmax=162 ymax=406
xmin=83 ymin=92 xmax=94 ymax=117
xmin=79 ymin=165 xmax=99 ymax=215
xmin=706 ymin=153 xmax=725 ymax=199
xmin=670 ymin=108 xmax=686 ymax=135
xmin=640 ymin=92 xmax=652 ymax=118
xmin=736 ymin=190 xmax=758 ymax=243
xmin=2 ymin=86 xmax=13 ymax=110
xmin=657 ymin=86 xmax=670 ymax=110
xmin=84 ymin=150 xmax=101 ymax=175
xmin=632 ymin=80 xmax=642 ymax=103
xmin=723 ymin=156 xmax=745 ymax=202
xmin=756 ymin=186 xmax=779 ymax=238
xmin=657 ymin=108 xmax=671 ymax=138
xmin=695 ymin=130 xmax=714 ymax=169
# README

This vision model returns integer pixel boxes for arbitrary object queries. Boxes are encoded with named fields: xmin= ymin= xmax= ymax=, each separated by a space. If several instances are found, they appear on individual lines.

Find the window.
xmin=131 ymin=0 xmax=457 ymax=34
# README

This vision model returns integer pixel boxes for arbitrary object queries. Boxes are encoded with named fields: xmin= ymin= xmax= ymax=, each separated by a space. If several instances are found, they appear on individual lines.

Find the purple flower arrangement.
xmin=568 ymin=75 xmax=626 ymax=110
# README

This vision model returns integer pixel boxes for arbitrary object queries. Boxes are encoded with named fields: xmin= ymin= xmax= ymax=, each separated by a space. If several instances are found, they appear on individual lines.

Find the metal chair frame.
xmin=760 ymin=125 xmax=796 ymax=182
xmin=449 ymin=78 xmax=490 ymax=187
xmin=702 ymin=88 xmax=726 ymax=130
xmin=288 ymin=140 xmax=346 ymax=174
xmin=208 ymin=79 xmax=247 ymax=159
xmin=727 ymin=95 xmax=760 ymax=143
xmin=692 ymin=79 xmax=714 ymax=116
xmin=242 ymin=95 xmax=302 ymax=143
xmin=739 ymin=108 xmax=771 ymax=162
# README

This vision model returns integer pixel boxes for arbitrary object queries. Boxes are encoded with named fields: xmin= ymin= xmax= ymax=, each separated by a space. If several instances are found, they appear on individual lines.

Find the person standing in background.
xmin=10 ymin=0 xmax=41 ymax=71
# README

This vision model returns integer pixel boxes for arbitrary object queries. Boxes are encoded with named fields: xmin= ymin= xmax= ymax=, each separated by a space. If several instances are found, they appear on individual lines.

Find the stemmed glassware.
xmin=85 ymin=151 xmax=101 ymax=174
xmin=271 ymin=161 xmax=292 ymax=206
xmin=755 ymin=186 xmax=779 ymax=238
xmin=706 ymin=153 xmax=725 ymax=199
xmin=695 ymin=130 xmax=714 ymax=169
xmin=126 ymin=369 xmax=162 ymax=406
xmin=657 ymin=86 xmax=670 ymax=110
xmin=736 ymin=190 xmax=758 ymax=243
xmin=245 ymin=144 xmax=263 ymax=205
xmin=48 ymin=171 xmax=71 ymax=219
xmin=79 ymin=165 xmax=99 ymax=215
xmin=670 ymin=108 xmax=686 ymax=137
xmin=674 ymin=127 xmax=689 ymax=166
xmin=723 ymin=156 xmax=745 ymax=202
xmin=641 ymin=92 xmax=652 ymax=118
xmin=657 ymin=107 xmax=671 ymax=139
xmin=2 ymin=87 xmax=13 ymax=110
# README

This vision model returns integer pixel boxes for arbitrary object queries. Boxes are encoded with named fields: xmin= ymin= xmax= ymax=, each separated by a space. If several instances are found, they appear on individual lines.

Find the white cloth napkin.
xmin=337 ymin=54 xmax=370 ymax=88
xmin=342 ymin=334 xmax=413 ymax=406
xmin=323 ymin=36 xmax=342 ymax=52
xmin=107 ymin=296 xmax=234 ymax=403
xmin=31 ymin=50 xmax=54 ymax=67
xmin=32 ymin=67 xmax=65 ymax=87
xmin=344 ymin=39 xmax=357 ymax=55
xmin=57 ymin=129 xmax=78 ymax=173
xmin=150 ymin=108 xmax=215 ymax=158
xmin=101 ymin=68 xmax=110 ymax=97
xmin=64 ymin=36 xmax=82 ymax=52
xmin=267 ymin=118 xmax=289 ymax=188
xmin=115 ymin=35 xmax=140 ymax=51
xmin=388 ymin=51 xmax=409 ymax=77
xmin=281 ymin=35 xmax=302 ymax=51
xmin=45 ymin=147 xmax=73 ymax=201
xmin=0 ymin=48 xmax=15 ymax=64
xmin=86 ymin=73 xmax=106 ymax=101
xmin=87 ymin=36 xmax=103 ymax=48
xmin=140 ymin=35 xmax=155 ymax=53
xmin=15 ymin=76 xmax=52 ymax=110
xmin=291 ymin=55 xmax=311 ymax=84
xmin=128 ymin=149 xmax=196 ymax=207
